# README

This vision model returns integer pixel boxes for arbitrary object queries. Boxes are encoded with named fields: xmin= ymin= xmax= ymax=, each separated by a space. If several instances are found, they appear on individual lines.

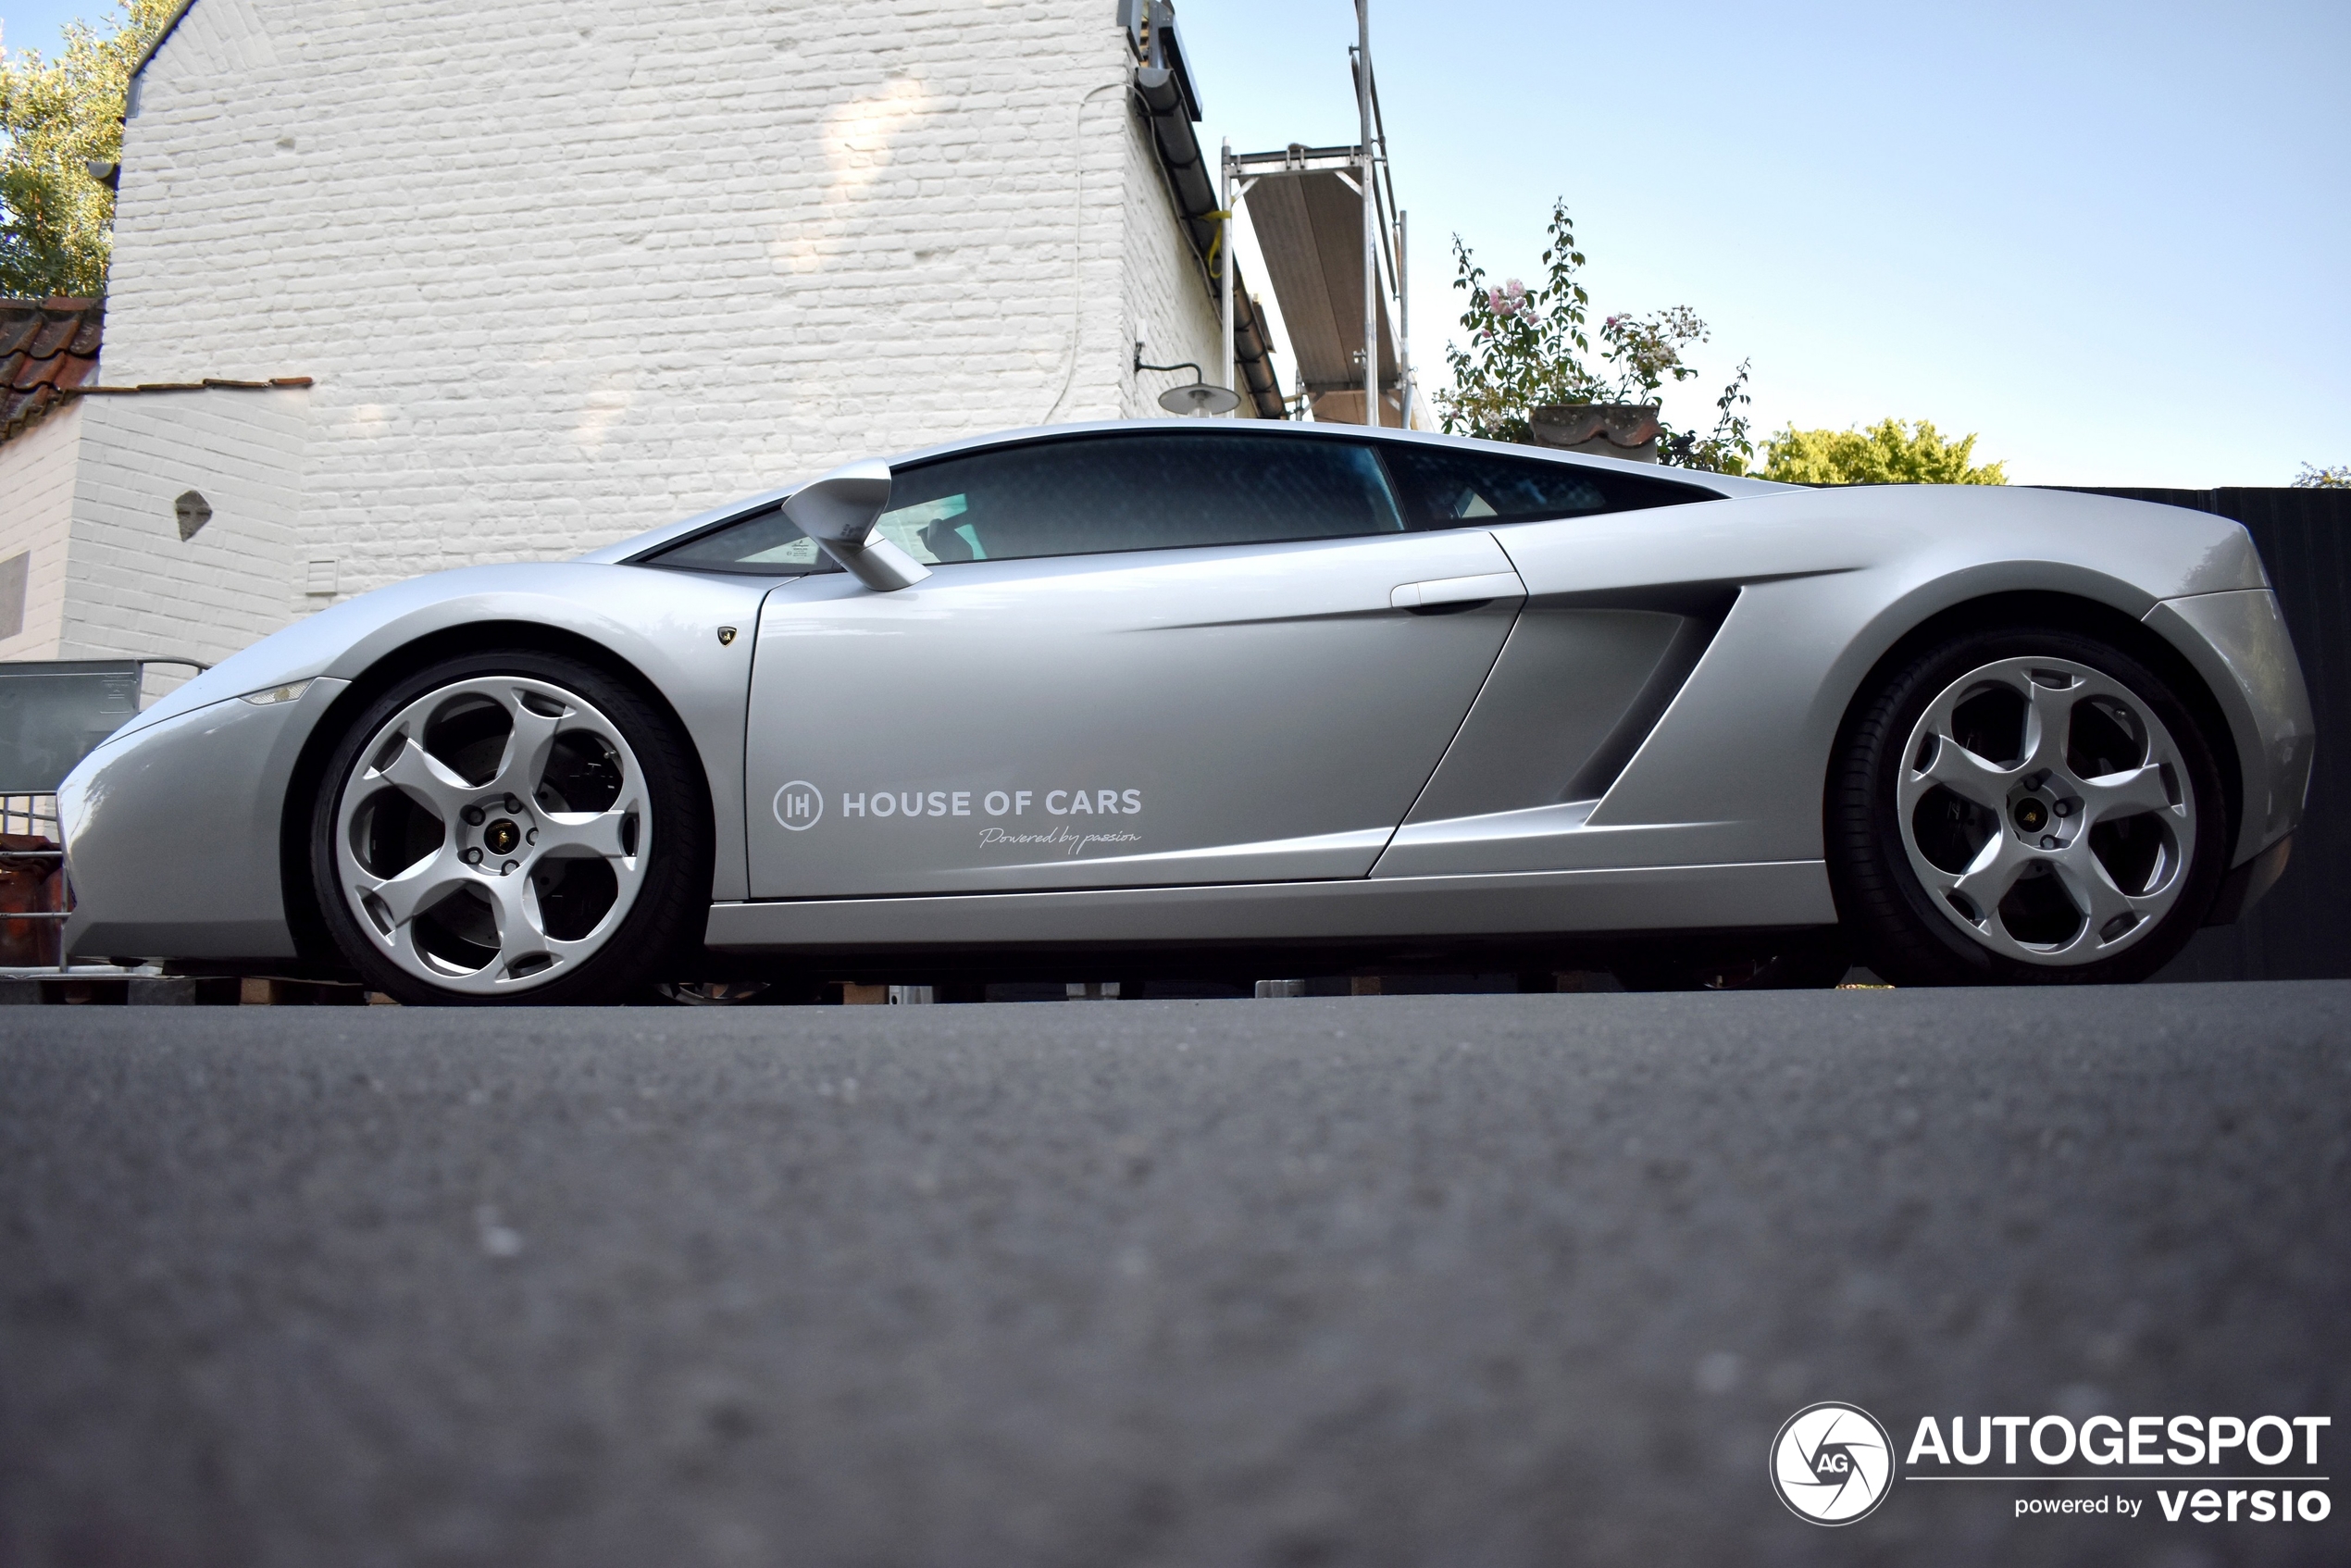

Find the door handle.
xmin=1390 ymin=571 xmax=1525 ymax=611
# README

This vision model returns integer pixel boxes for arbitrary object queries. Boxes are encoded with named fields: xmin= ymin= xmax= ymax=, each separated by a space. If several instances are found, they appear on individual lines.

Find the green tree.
xmin=1760 ymin=419 xmax=2007 ymax=485
xmin=1437 ymin=199 xmax=1754 ymax=474
xmin=2291 ymin=463 xmax=2350 ymax=490
xmin=0 ymin=0 xmax=176 ymax=297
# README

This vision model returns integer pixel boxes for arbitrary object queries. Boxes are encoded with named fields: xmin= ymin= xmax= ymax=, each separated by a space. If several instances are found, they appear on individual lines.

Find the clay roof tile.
xmin=1 ymin=296 xmax=106 ymax=441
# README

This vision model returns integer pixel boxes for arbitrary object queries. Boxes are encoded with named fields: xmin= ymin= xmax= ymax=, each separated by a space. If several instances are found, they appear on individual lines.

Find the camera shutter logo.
xmin=1771 ymin=1402 xmax=1896 ymax=1524
xmin=773 ymin=781 xmax=824 ymax=831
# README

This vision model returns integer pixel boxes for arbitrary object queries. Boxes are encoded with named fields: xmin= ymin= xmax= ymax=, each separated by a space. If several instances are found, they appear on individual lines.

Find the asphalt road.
xmin=2 ymin=983 xmax=2345 ymax=1567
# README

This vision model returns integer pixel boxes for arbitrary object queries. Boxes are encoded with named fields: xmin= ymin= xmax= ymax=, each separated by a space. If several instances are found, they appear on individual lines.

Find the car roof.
xmin=579 ymin=419 xmax=1792 ymax=565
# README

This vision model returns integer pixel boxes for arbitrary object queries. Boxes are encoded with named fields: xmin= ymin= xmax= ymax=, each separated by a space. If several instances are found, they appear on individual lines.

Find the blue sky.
xmin=1182 ymin=0 xmax=2350 ymax=485
xmin=0 ymin=0 xmax=94 ymax=64
xmin=9 ymin=0 xmax=2345 ymax=484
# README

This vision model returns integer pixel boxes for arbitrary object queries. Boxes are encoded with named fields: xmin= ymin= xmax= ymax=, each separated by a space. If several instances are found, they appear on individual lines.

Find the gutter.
xmin=1130 ymin=65 xmax=1284 ymax=419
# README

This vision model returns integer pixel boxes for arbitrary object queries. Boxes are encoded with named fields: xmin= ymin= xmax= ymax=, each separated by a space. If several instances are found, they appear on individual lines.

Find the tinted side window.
xmin=642 ymin=504 xmax=839 ymax=576
xmin=644 ymin=432 xmax=1407 ymax=575
xmin=1380 ymin=444 xmax=1713 ymax=529
xmin=874 ymin=432 xmax=1403 ymax=563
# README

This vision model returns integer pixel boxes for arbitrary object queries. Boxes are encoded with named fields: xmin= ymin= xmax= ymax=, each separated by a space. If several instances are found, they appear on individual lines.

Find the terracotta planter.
xmin=1528 ymin=404 xmax=1661 ymax=463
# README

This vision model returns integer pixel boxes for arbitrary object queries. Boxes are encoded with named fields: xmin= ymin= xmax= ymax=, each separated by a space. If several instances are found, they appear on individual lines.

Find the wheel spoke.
xmin=352 ymin=843 xmax=471 ymax=929
xmin=1907 ymin=729 xmax=2014 ymax=812
xmin=2065 ymin=852 xmax=2136 ymax=927
xmin=1945 ymin=833 xmax=2028 ymax=915
xmin=2048 ymin=848 xmax=2154 ymax=952
xmin=485 ymin=695 xmax=566 ymax=801
xmin=2019 ymin=679 xmax=2074 ymax=777
xmin=2077 ymin=762 xmax=2172 ymax=823
xmin=536 ymin=805 xmax=635 ymax=861
xmin=376 ymin=733 xmax=474 ymax=818
xmin=485 ymin=868 xmax=556 ymax=971
xmin=485 ymin=862 xmax=612 ymax=980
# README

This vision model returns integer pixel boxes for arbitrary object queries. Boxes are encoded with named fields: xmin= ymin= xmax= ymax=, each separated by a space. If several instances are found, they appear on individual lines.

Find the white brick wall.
xmin=0 ymin=401 xmax=85 ymax=659
xmin=1116 ymin=99 xmax=1223 ymax=417
xmin=98 ymin=0 xmax=1232 ymax=626
xmin=60 ymin=386 xmax=309 ymax=669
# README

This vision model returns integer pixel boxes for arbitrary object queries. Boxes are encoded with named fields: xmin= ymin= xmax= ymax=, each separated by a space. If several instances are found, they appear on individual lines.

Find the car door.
xmin=732 ymin=429 xmax=1524 ymax=898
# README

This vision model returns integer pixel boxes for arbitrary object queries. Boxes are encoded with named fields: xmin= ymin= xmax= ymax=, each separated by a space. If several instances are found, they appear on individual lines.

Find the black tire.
xmin=1826 ymin=623 xmax=2227 ymax=986
xmin=309 ymin=648 xmax=711 ymax=1005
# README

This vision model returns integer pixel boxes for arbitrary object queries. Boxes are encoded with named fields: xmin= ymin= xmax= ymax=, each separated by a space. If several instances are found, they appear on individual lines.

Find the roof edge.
xmin=0 ymin=375 xmax=313 ymax=453
xmin=127 ymin=0 xmax=200 ymax=83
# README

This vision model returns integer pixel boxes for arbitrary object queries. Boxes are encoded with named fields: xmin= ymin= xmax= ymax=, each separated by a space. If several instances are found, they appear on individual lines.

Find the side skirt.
xmin=704 ymin=859 xmax=1834 ymax=952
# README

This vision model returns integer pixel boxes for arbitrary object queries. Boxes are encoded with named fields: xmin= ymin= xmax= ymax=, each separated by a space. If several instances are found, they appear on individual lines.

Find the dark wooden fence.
xmin=2059 ymin=487 xmax=2349 ymax=980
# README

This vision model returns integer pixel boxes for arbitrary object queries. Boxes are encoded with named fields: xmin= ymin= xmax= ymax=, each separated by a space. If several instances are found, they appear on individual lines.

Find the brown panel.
xmin=1244 ymin=169 xmax=1393 ymax=393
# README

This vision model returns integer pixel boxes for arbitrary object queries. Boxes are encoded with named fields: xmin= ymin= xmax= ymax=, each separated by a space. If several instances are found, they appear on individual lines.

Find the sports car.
xmin=58 ymin=420 xmax=2314 ymax=1002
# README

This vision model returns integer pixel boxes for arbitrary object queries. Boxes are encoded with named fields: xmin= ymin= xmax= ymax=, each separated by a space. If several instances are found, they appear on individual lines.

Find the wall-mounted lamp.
xmin=1134 ymin=342 xmax=1239 ymax=417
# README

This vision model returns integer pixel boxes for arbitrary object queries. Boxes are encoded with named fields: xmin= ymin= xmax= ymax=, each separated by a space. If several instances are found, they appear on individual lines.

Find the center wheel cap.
xmin=2012 ymin=798 xmax=2049 ymax=834
xmin=484 ymin=818 xmax=521 ymax=855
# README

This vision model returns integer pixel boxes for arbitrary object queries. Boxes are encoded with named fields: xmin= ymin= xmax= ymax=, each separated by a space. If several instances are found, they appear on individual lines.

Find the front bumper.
xmin=2145 ymin=589 xmax=2316 ymax=869
xmin=60 ymin=678 xmax=348 ymax=961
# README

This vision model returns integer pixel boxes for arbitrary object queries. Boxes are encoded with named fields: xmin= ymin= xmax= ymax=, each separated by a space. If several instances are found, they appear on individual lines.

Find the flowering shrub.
xmin=1437 ymin=199 xmax=1754 ymax=474
xmin=2292 ymin=464 xmax=2351 ymax=490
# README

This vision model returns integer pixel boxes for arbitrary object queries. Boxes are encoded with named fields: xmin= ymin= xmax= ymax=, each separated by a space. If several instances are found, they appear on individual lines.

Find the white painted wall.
xmin=0 ymin=401 xmax=84 ymax=659
xmin=1117 ymin=98 xmax=1225 ymax=417
xmin=58 ymin=386 xmax=310 ymax=669
xmin=100 ymin=0 xmax=1229 ymax=625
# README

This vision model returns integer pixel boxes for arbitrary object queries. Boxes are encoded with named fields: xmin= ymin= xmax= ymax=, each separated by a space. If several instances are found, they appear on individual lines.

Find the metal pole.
xmin=1357 ymin=1 xmax=1376 ymax=427
xmin=1397 ymin=208 xmax=1411 ymax=428
xmin=1221 ymin=139 xmax=1236 ymax=417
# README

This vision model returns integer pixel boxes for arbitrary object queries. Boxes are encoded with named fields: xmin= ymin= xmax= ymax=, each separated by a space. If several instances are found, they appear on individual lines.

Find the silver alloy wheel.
xmin=333 ymin=675 xmax=651 ymax=995
xmin=1897 ymin=656 xmax=2196 ymax=967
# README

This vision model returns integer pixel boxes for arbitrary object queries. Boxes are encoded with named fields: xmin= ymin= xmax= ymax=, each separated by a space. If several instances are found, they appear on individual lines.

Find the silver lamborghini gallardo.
xmin=58 ymin=421 xmax=2314 ymax=1002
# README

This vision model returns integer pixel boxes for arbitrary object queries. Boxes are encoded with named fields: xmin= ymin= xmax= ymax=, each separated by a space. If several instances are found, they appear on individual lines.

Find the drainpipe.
xmin=1397 ymin=208 xmax=1412 ymax=428
xmin=1221 ymin=139 xmax=1235 ymax=415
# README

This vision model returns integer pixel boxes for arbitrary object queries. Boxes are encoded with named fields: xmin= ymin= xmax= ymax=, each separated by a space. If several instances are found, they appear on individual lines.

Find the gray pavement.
xmin=1 ymin=983 xmax=2346 ymax=1566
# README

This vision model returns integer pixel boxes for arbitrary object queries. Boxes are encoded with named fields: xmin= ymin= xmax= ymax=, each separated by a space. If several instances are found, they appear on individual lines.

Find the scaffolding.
xmin=1223 ymin=1 xmax=1416 ymax=428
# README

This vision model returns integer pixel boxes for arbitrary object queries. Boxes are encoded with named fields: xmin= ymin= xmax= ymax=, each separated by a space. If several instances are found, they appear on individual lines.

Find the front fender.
xmin=2145 ymin=589 xmax=2314 ymax=865
xmin=62 ymin=565 xmax=771 ymax=961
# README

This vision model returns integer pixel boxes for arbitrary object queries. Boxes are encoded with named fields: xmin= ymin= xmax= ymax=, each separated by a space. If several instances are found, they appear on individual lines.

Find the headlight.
xmin=240 ymin=679 xmax=315 ymax=706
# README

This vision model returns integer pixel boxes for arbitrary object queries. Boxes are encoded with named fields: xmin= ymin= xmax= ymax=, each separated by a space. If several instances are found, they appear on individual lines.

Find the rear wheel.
xmin=309 ymin=649 xmax=710 ymax=1004
xmin=1828 ymin=625 xmax=2226 ymax=986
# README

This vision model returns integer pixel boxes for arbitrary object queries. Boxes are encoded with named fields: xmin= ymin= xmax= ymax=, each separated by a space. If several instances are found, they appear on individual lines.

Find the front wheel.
xmin=1827 ymin=625 xmax=2227 ymax=986
xmin=309 ymin=649 xmax=711 ymax=1004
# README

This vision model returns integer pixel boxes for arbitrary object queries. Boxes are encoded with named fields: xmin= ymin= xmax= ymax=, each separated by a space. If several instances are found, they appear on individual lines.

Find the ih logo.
xmin=773 ymin=780 xmax=824 ymax=831
xmin=1772 ymin=1402 xmax=1896 ymax=1524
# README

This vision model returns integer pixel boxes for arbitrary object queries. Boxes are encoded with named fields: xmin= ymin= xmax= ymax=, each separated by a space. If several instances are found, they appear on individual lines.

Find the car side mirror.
xmin=780 ymin=457 xmax=931 ymax=592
